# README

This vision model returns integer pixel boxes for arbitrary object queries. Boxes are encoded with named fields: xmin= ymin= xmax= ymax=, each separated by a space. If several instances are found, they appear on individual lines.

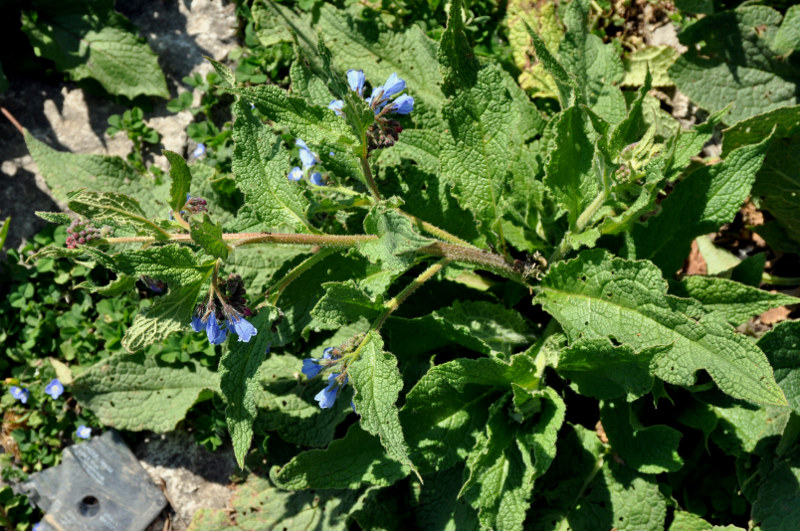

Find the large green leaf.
xmin=461 ymin=388 xmax=565 ymax=530
xmin=401 ymin=357 xmax=532 ymax=474
xmin=544 ymin=105 xmax=598 ymax=228
xmin=220 ymin=307 xmax=280 ymax=468
xmin=122 ymin=282 xmax=205 ymax=353
xmin=72 ymin=353 xmax=219 ymax=432
xmin=25 ymin=131 xmax=169 ymax=219
xmin=723 ymin=105 xmax=800 ymax=247
xmin=600 ymin=399 xmax=683 ymax=474
xmin=558 ymin=0 xmax=626 ymax=123
xmin=439 ymin=64 xmax=535 ymax=246
xmin=536 ymin=250 xmax=786 ymax=405
xmin=758 ymin=321 xmax=800 ymax=414
xmin=557 ymin=338 xmax=663 ymax=401
xmin=669 ymin=5 xmax=800 ymax=124
xmin=238 ymin=85 xmax=354 ymax=147
xmin=752 ymin=456 xmax=800 ymax=530
xmin=231 ymin=101 xmax=313 ymax=233
xmin=272 ymin=423 xmax=410 ymax=490
xmin=630 ymin=136 xmax=769 ymax=275
xmin=529 ymin=424 xmax=668 ymax=531
xmin=66 ymin=189 xmax=169 ymax=239
xmin=670 ymin=275 xmax=798 ymax=326
xmin=20 ymin=0 xmax=168 ymax=98
xmin=188 ymin=475 xmax=359 ymax=531
xmin=349 ymin=332 xmax=417 ymax=476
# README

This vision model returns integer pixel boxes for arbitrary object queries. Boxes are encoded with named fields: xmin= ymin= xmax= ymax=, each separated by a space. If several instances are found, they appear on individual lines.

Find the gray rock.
xmin=136 ymin=432 xmax=236 ymax=531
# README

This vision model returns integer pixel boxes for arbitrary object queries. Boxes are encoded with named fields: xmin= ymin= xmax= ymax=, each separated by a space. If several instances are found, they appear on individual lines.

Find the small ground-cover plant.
xmin=5 ymin=0 xmax=800 ymax=529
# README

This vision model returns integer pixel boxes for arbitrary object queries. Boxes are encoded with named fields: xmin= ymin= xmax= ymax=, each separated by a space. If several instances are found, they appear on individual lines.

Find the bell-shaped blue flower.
xmin=346 ymin=69 xmax=366 ymax=96
xmin=299 ymin=148 xmax=317 ymax=169
xmin=388 ymin=94 xmax=414 ymax=115
xmin=314 ymin=374 xmax=340 ymax=409
xmin=381 ymin=73 xmax=406 ymax=98
xmin=228 ymin=315 xmax=257 ymax=342
xmin=302 ymin=347 xmax=334 ymax=379
xmin=9 ymin=386 xmax=28 ymax=404
xmin=295 ymin=138 xmax=309 ymax=150
xmin=205 ymin=314 xmax=227 ymax=345
xmin=191 ymin=315 xmax=204 ymax=332
xmin=328 ymin=99 xmax=344 ymax=116
xmin=302 ymin=358 xmax=325 ymax=379
xmin=45 ymin=379 xmax=64 ymax=400
xmin=287 ymin=166 xmax=303 ymax=182
xmin=309 ymin=172 xmax=325 ymax=186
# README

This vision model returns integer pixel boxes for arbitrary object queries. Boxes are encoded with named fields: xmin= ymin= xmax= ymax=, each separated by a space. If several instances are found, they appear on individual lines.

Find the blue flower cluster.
xmin=301 ymin=347 xmax=350 ymax=409
xmin=191 ymin=310 xmax=257 ymax=344
xmin=287 ymin=138 xmax=326 ymax=186
xmin=328 ymin=70 xmax=414 ymax=117
xmin=190 ymin=274 xmax=257 ymax=345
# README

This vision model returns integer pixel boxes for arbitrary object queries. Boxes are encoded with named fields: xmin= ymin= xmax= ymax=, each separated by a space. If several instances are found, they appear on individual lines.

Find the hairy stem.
xmin=372 ymin=258 xmax=452 ymax=330
xmin=360 ymin=151 xmax=382 ymax=202
xmin=400 ymin=210 xmax=480 ymax=248
xmin=548 ymin=188 xmax=609 ymax=265
xmin=102 ymin=231 xmax=527 ymax=284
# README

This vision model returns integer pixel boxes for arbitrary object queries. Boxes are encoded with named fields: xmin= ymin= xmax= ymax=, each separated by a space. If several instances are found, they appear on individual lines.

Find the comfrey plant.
xmin=24 ymin=0 xmax=800 ymax=528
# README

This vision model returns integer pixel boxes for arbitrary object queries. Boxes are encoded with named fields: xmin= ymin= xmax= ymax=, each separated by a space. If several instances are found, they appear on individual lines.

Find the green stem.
xmin=556 ymin=453 xmax=605 ymax=531
xmin=400 ymin=210 xmax=480 ymax=248
xmin=360 ymin=151 xmax=382 ymax=202
xmin=372 ymin=258 xmax=452 ymax=330
xmin=548 ymin=187 xmax=609 ymax=265
xmin=266 ymin=247 xmax=338 ymax=304
xmin=762 ymin=273 xmax=800 ymax=286
xmin=102 ymin=232 xmax=527 ymax=284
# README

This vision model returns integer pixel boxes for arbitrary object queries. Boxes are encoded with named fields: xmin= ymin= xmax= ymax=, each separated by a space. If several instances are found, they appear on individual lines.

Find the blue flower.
xmin=299 ymin=147 xmax=317 ymax=169
xmin=227 ymin=315 xmax=257 ymax=342
xmin=295 ymin=138 xmax=309 ymax=150
xmin=309 ymin=172 xmax=325 ymax=186
xmin=45 ymin=379 xmax=64 ymax=400
xmin=205 ymin=314 xmax=228 ymax=345
xmin=346 ymin=69 xmax=366 ymax=96
xmin=302 ymin=358 xmax=324 ymax=379
xmin=193 ymin=143 xmax=206 ymax=158
xmin=302 ymin=347 xmax=334 ymax=379
xmin=10 ymin=386 xmax=29 ymax=404
xmin=314 ymin=374 xmax=340 ymax=409
xmin=191 ymin=315 xmax=204 ymax=332
xmin=388 ymin=94 xmax=414 ymax=115
xmin=329 ymin=151 xmax=335 ymax=157
xmin=328 ymin=99 xmax=344 ymax=116
xmin=287 ymin=166 xmax=303 ymax=181
xmin=33 ymin=523 xmax=42 ymax=531
xmin=314 ymin=371 xmax=349 ymax=409
xmin=250 ymin=102 xmax=255 ymax=110
xmin=380 ymin=73 xmax=406 ymax=99
xmin=76 ymin=425 xmax=92 ymax=439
